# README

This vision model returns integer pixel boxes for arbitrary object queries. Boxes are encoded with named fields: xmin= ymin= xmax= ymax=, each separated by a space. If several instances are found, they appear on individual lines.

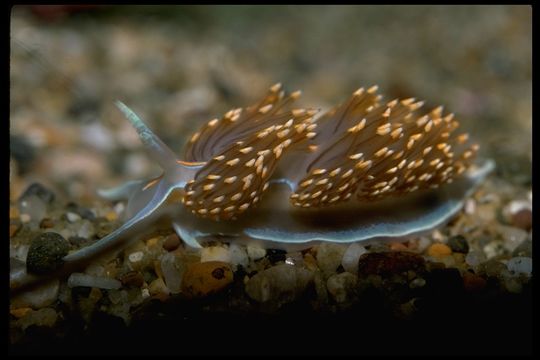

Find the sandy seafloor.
xmin=9 ymin=5 xmax=532 ymax=355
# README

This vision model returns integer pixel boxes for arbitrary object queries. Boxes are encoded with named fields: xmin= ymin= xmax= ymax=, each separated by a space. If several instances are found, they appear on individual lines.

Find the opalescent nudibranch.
xmin=12 ymin=84 xmax=494 ymax=289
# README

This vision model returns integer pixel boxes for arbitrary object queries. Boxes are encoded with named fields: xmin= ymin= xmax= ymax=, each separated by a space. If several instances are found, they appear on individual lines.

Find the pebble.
xmin=417 ymin=236 xmax=432 ymax=252
xmin=26 ymin=232 xmax=70 ymax=274
xmin=119 ymin=271 xmax=145 ymax=287
xmin=105 ymin=210 xmax=118 ymax=222
xmin=66 ymin=202 xmax=97 ymax=221
xmin=76 ymin=219 xmax=95 ymax=239
xmin=160 ymin=252 xmax=183 ymax=293
xmin=10 ymin=307 xmax=32 ymax=319
xmin=141 ymin=288 xmax=150 ymax=299
xmin=148 ymin=277 xmax=170 ymax=300
xmin=511 ymin=208 xmax=532 ymax=231
xmin=94 ymin=217 xmax=118 ymax=239
xmin=426 ymin=243 xmax=453 ymax=257
xmin=128 ymin=251 xmax=144 ymax=263
xmin=431 ymin=229 xmax=446 ymax=243
xmin=84 ymin=263 xmax=105 ymax=277
xmin=389 ymin=242 xmax=408 ymax=251
xmin=162 ymin=233 xmax=181 ymax=251
xmin=503 ymin=200 xmax=532 ymax=230
xmin=357 ymin=251 xmax=426 ymax=276
xmin=20 ymin=214 xmax=31 ymax=223
xmin=18 ymin=182 xmax=55 ymax=204
xmin=462 ymin=271 xmax=487 ymax=292
xmin=285 ymin=252 xmax=303 ymax=267
xmin=10 ymin=134 xmax=36 ymax=174
xmin=182 ymin=261 xmax=233 ymax=298
xmin=497 ymin=224 xmax=528 ymax=252
xmin=506 ymin=257 xmax=532 ymax=277
xmin=483 ymin=241 xmax=505 ymax=259
xmin=447 ymin=235 xmax=469 ymax=253
xmin=11 ymin=279 xmax=60 ymax=309
xmin=464 ymin=198 xmax=476 ymax=214
xmin=10 ymin=245 xmax=29 ymax=262
xmin=111 ymin=202 xmax=126 ymax=217
xmin=245 ymin=264 xmax=313 ymax=304
xmin=228 ymin=243 xmax=249 ymax=267
xmin=10 ymin=206 xmax=20 ymax=219
xmin=10 ymin=221 xmax=21 ymax=237
xmin=341 ymin=243 xmax=367 ymax=274
xmin=316 ymin=243 xmax=347 ymax=276
xmin=17 ymin=307 xmax=58 ymax=331
xmin=246 ymin=246 xmax=266 ymax=261
xmin=66 ymin=212 xmax=82 ymax=223
xmin=68 ymin=235 xmax=92 ymax=247
xmin=502 ymin=276 xmax=523 ymax=294
xmin=476 ymin=204 xmax=496 ymax=222
xmin=477 ymin=259 xmax=507 ymax=278
xmin=67 ymin=273 xmax=122 ymax=289
xmin=512 ymin=238 xmax=532 ymax=257
xmin=312 ymin=270 xmax=328 ymax=305
xmin=303 ymin=252 xmax=318 ymax=271
xmin=326 ymin=272 xmax=358 ymax=303
xmin=465 ymin=250 xmax=487 ymax=267
xmin=18 ymin=195 xmax=47 ymax=223
xmin=409 ymin=277 xmax=426 ymax=289
xmin=39 ymin=218 xmax=55 ymax=229
xmin=201 ymin=246 xmax=231 ymax=263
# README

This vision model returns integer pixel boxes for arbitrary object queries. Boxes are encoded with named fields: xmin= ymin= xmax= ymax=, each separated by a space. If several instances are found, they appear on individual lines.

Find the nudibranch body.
xmin=63 ymin=84 xmax=494 ymax=265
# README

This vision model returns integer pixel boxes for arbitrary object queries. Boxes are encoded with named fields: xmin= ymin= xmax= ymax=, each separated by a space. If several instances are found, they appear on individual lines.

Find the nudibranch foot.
xmin=170 ymin=158 xmax=494 ymax=251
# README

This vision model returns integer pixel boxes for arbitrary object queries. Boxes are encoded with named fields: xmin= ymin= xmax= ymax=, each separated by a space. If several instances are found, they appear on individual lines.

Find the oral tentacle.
xmin=115 ymin=101 xmax=180 ymax=174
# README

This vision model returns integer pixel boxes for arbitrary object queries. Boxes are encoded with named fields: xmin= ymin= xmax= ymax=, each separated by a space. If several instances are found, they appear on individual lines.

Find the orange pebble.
xmin=10 ymin=206 xmax=19 ymax=219
xmin=10 ymin=307 xmax=32 ymax=319
xmin=389 ymin=242 xmax=408 ymax=251
xmin=181 ymin=261 xmax=233 ymax=298
xmin=427 ymin=243 xmax=452 ymax=257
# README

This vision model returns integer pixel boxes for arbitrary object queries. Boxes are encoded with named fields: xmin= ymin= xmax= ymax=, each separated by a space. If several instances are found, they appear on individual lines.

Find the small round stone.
xmin=26 ymin=232 xmax=70 ymax=274
xmin=462 ymin=271 xmax=487 ymax=292
xmin=119 ymin=271 xmax=145 ymax=287
xmin=506 ymin=257 xmax=532 ymax=277
xmin=39 ymin=218 xmax=55 ymax=229
xmin=511 ymin=208 xmax=532 ymax=231
xmin=427 ymin=243 xmax=453 ymax=257
xmin=65 ymin=212 xmax=81 ymax=223
xmin=162 ymin=233 xmax=181 ymax=252
xmin=447 ymin=235 xmax=469 ymax=254
xmin=409 ymin=277 xmax=426 ymax=289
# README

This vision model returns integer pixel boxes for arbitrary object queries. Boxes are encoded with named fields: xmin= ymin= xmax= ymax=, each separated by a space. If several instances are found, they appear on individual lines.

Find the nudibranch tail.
xmin=115 ymin=101 xmax=180 ymax=174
